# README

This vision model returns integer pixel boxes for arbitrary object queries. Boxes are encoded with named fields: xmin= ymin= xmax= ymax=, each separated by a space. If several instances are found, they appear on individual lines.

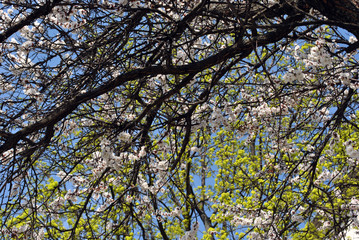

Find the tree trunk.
xmin=305 ymin=0 xmax=359 ymax=37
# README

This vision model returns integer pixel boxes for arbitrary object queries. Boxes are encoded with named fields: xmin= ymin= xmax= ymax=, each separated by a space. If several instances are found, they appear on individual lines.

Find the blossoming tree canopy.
xmin=0 ymin=0 xmax=359 ymax=239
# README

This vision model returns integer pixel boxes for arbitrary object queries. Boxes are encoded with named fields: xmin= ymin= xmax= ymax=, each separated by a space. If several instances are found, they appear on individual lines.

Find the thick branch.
xmin=0 ymin=13 xmax=303 ymax=155
xmin=0 ymin=0 xmax=63 ymax=43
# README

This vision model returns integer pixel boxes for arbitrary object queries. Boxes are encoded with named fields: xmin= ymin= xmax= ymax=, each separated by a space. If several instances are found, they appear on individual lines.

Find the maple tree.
xmin=0 ymin=0 xmax=359 ymax=239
